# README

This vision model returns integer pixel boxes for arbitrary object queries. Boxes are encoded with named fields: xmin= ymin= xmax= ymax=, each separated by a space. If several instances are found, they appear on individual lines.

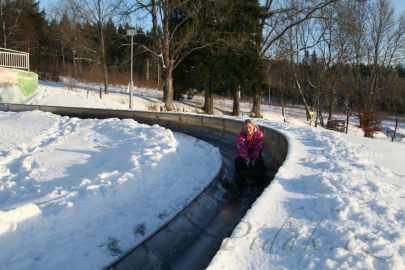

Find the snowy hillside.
xmin=0 ymin=89 xmax=221 ymax=269
xmin=23 ymin=79 xmax=405 ymax=144
xmin=1 ymin=79 xmax=404 ymax=269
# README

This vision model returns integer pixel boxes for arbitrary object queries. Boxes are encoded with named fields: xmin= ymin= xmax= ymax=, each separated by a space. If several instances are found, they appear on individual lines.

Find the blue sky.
xmin=391 ymin=0 xmax=405 ymax=15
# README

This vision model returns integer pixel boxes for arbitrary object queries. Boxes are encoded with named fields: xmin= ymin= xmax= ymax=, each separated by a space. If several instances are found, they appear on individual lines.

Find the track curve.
xmin=0 ymin=103 xmax=288 ymax=270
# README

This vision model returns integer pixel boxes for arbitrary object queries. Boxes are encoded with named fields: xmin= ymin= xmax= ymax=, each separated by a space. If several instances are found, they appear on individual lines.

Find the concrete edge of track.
xmin=0 ymin=103 xmax=289 ymax=269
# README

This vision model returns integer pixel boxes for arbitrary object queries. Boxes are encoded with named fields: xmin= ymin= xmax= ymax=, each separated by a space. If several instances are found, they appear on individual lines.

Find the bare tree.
xmin=318 ymin=1 xmax=350 ymax=121
xmin=268 ymin=58 xmax=293 ymax=120
xmin=366 ymin=0 xmax=405 ymax=109
xmin=345 ymin=0 xmax=368 ymax=79
xmin=341 ymin=0 xmax=368 ymax=125
xmin=52 ymin=2 xmax=96 ymax=78
xmin=277 ymin=2 xmax=328 ymax=122
xmin=249 ymin=0 xmax=337 ymax=117
xmin=358 ymin=0 xmax=405 ymax=137
xmin=131 ymin=0 xmax=227 ymax=111
xmin=385 ymin=68 xmax=405 ymax=141
xmin=67 ymin=0 xmax=120 ymax=94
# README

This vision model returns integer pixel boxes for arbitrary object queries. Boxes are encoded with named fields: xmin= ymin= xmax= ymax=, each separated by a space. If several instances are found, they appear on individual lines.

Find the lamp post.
xmin=127 ymin=29 xmax=136 ymax=109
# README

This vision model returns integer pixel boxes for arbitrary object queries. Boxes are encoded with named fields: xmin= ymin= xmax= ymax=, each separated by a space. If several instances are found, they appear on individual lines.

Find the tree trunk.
xmin=146 ymin=58 xmax=150 ymax=81
xmin=251 ymin=87 xmax=263 ymax=118
xmin=101 ymin=41 xmax=109 ymax=94
xmin=317 ymin=102 xmax=325 ymax=127
xmin=367 ymin=72 xmax=378 ymax=113
xmin=1 ymin=2 xmax=7 ymax=48
xmin=313 ymin=90 xmax=319 ymax=127
xmin=281 ymin=89 xmax=285 ymax=117
xmin=162 ymin=3 xmax=174 ymax=111
xmin=232 ymin=85 xmax=240 ymax=116
xmin=294 ymin=77 xmax=311 ymax=120
xmin=162 ymin=81 xmax=167 ymax=102
xmin=328 ymin=88 xmax=335 ymax=120
xmin=315 ymin=109 xmax=319 ymax=127
xmin=345 ymin=106 xmax=351 ymax=134
xmin=151 ymin=0 xmax=162 ymax=87
xmin=98 ymin=0 xmax=109 ymax=95
xmin=72 ymin=49 xmax=76 ymax=78
xmin=203 ymin=82 xmax=214 ymax=114
xmin=392 ymin=117 xmax=398 ymax=142
xmin=164 ymin=59 xmax=174 ymax=111
xmin=61 ymin=48 xmax=65 ymax=72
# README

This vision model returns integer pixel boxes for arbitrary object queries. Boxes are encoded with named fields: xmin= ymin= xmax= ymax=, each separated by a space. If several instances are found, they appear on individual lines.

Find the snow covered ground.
xmin=0 ymin=84 xmax=222 ymax=269
xmin=208 ymin=121 xmax=405 ymax=270
xmin=23 ymin=79 xmax=405 ymax=144
xmin=1 ymin=79 xmax=405 ymax=269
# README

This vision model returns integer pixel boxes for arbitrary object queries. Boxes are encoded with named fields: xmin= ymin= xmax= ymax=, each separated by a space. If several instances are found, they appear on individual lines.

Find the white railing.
xmin=0 ymin=48 xmax=30 ymax=71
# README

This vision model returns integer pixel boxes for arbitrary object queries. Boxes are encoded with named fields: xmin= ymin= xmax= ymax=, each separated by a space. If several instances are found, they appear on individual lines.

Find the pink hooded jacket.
xmin=236 ymin=126 xmax=264 ymax=162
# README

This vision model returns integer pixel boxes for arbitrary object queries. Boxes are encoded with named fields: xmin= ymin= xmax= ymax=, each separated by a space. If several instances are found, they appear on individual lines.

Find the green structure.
xmin=0 ymin=67 xmax=38 ymax=103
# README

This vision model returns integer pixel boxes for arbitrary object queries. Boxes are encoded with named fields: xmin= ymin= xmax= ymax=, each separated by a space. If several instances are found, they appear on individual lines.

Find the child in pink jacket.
xmin=235 ymin=119 xmax=266 ymax=186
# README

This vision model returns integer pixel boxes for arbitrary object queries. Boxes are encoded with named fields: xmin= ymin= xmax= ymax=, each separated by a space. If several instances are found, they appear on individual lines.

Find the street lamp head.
xmin=127 ymin=29 xmax=136 ymax=36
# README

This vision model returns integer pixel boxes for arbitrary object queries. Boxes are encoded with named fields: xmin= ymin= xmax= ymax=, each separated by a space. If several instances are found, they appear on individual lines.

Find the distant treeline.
xmin=1 ymin=0 xmax=404 ymax=135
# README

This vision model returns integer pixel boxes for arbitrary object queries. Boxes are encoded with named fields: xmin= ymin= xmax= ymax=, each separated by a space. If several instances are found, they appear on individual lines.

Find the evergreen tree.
xmin=0 ymin=0 xmax=50 ymax=70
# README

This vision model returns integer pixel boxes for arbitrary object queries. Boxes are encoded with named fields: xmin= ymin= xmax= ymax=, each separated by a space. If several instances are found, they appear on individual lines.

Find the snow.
xmin=208 ymin=123 xmax=405 ymax=270
xmin=0 ymin=82 xmax=25 ymax=103
xmin=0 ymin=105 xmax=221 ymax=269
xmin=1 ymin=79 xmax=405 ymax=269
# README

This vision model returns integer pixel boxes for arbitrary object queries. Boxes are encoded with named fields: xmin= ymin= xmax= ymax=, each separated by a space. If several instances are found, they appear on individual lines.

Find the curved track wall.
xmin=0 ymin=103 xmax=288 ymax=170
xmin=0 ymin=103 xmax=289 ymax=269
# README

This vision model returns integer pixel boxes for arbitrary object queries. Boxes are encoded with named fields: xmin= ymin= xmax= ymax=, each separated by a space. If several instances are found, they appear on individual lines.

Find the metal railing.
xmin=0 ymin=48 xmax=29 ymax=71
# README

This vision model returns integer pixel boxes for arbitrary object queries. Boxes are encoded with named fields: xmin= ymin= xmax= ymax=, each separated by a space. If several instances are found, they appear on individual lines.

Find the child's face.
xmin=244 ymin=123 xmax=255 ymax=135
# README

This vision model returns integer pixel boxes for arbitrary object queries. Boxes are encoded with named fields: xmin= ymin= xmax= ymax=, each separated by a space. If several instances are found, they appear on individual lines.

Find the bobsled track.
xmin=0 ymin=103 xmax=289 ymax=270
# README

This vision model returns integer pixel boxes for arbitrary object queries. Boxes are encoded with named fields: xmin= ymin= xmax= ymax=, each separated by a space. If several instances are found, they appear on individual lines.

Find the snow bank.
xmin=207 ymin=121 xmax=405 ymax=270
xmin=2 ymin=80 xmax=404 ymax=269
xmin=0 ymin=110 xmax=221 ymax=269
xmin=0 ymin=204 xmax=41 ymax=235
xmin=0 ymin=83 xmax=25 ymax=103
